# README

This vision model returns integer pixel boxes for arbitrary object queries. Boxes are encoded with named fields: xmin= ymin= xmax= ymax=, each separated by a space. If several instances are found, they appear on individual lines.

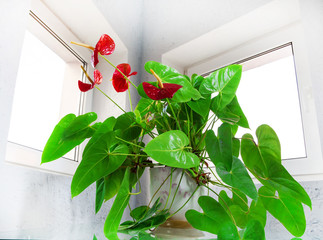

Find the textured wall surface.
xmin=1 ymin=0 xmax=323 ymax=239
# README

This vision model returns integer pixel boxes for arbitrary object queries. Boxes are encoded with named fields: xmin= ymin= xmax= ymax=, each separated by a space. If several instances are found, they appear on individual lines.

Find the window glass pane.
xmin=8 ymin=30 xmax=74 ymax=159
xmin=212 ymin=44 xmax=306 ymax=160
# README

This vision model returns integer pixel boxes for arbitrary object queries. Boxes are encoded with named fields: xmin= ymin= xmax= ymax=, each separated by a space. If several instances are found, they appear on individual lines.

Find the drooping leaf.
xmin=259 ymin=186 xmax=306 ymax=237
xmin=186 ymin=196 xmax=238 ymax=236
xmin=95 ymin=178 xmax=106 ymax=213
xmin=62 ymin=112 xmax=97 ymax=139
xmin=232 ymin=138 xmax=240 ymax=157
xmin=205 ymin=126 xmax=257 ymax=200
xmin=242 ymin=220 xmax=265 ymax=240
xmin=114 ymin=112 xmax=136 ymax=130
xmin=217 ymin=223 xmax=240 ymax=240
xmin=104 ymin=168 xmax=126 ymax=201
xmin=42 ymin=114 xmax=95 ymax=163
xmin=144 ymin=130 xmax=200 ymax=168
xmin=71 ymin=132 xmax=129 ymax=197
xmin=83 ymin=116 xmax=117 ymax=156
xmin=93 ymin=234 xmax=98 ymax=240
xmin=256 ymin=124 xmax=281 ymax=164
xmin=212 ymin=96 xmax=249 ymax=128
xmin=199 ymin=64 xmax=242 ymax=109
xmin=130 ymin=206 xmax=148 ymax=221
xmin=216 ymin=157 xmax=257 ymax=200
xmin=218 ymin=191 xmax=266 ymax=229
xmin=241 ymin=126 xmax=311 ymax=208
xmin=104 ymin=167 xmax=131 ymax=240
xmin=145 ymin=61 xmax=201 ymax=102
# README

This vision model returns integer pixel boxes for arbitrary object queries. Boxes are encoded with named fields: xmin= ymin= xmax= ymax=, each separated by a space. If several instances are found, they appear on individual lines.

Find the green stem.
xmin=115 ymin=136 xmax=143 ymax=148
xmin=168 ymin=169 xmax=185 ymax=211
xmin=163 ymin=168 xmax=173 ymax=211
xmin=128 ymin=89 xmax=133 ymax=112
xmin=99 ymin=53 xmax=137 ymax=89
xmin=148 ymin=168 xmax=175 ymax=207
xmin=166 ymin=99 xmax=181 ymax=131
xmin=95 ymin=86 xmax=126 ymax=113
xmin=168 ymin=185 xmax=200 ymax=219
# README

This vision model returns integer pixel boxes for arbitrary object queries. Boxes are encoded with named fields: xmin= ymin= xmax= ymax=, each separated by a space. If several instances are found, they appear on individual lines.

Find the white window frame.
xmin=162 ymin=0 xmax=323 ymax=181
xmin=5 ymin=0 xmax=129 ymax=176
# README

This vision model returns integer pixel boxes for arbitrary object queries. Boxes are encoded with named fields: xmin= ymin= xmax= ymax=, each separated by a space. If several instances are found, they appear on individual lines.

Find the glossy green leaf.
xmin=232 ymin=138 xmax=240 ymax=157
xmin=71 ymin=132 xmax=129 ymax=197
xmin=135 ymin=98 xmax=154 ymax=117
xmin=83 ymin=117 xmax=117 ymax=157
xmin=95 ymin=178 xmax=105 ymax=213
xmin=199 ymin=65 xmax=242 ymax=109
xmin=130 ymin=206 xmax=148 ymax=221
xmin=145 ymin=61 xmax=201 ymax=102
xmin=144 ymin=130 xmax=200 ymax=168
xmin=186 ymin=196 xmax=237 ymax=236
xmin=114 ymin=112 xmax=136 ymax=130
xmin=241 ymin=126 xmax=311 ymax=208
xmin=62 ymin=112 xmax=97 ymax=139
xmin=216 ymin=157 xmax=257 ymax=200
xmin=212 ymin=96 xmax=249 ymax=128
xmin=104 ymin=168 xmax=125 ymax=201
xmin=205 ymin=126 xmax=256 ymax=200
xmin=242 ymin=220 xmax=265 ymax=240
xmin=185 ymin=210 xmax=219 ymax=234
xmin=104 ymin=167 xmax=131 ymax=240
xmin=218 ymin=191 xmax=266 ymax=229
xmin=259 ymin=186 xmax=306 ymax=237
xmin=192 ymin=74 xmax=204 ymax=89
xmin=187 ymin=96 xmax=211 ymax=119
xmin=256 ymin=125 xmax=281 ymax=164
xmin=217 ymin=223 xmax=240 ymax=240
xmin=42 ymin=114 xmax=93 ymax=163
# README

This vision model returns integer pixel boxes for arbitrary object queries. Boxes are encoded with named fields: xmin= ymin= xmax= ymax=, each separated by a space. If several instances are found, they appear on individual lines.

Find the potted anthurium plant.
xmin=41 ymin=34 xmax=311 ymax=240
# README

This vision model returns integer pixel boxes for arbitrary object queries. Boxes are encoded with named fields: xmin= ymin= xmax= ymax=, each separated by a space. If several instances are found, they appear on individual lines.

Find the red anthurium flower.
xmin=112 ymin=63 xmax=137 ymax=92
xmin=142 ymin=82 xmax=182 ymax=100
xmin=91 ymin=34 xmax=115 ymax=67
xmin=78 ymin=69 xmax=103 ymax=92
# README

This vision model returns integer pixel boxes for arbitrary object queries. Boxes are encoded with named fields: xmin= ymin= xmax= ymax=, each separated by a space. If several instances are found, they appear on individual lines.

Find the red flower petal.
xmin=142 ymin=82 xmax=182 ymax=100
xmin=96 ymin=34 xmax=115 ymax=55
xmin=112 ymin=63 xmax=137 ymax=92
xmin=78 ymin=80 xmax=94 ymax=92
xmin=94 ymin=69 xmax=102 ymax=85
xmin=91 ymin=48 xmax=99 ymax=67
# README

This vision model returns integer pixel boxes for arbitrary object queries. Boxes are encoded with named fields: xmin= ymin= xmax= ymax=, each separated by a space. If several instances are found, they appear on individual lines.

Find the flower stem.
xmin=94 ymin=86 xmax=126 ymax=113
xmin=168 ymin=185 xmax=199 ymax=219
xmin=99 ymin=53 xmax=137 ymax=89
xmin=166 ymin=99 xmax=181 ymax=131
xmin=163 ymin=168 xmax=173 ymax=211
xmin=168 ymin=169 xmax=185 ymax=211
xmin=128 ymin=89 xmax=133 ymax=112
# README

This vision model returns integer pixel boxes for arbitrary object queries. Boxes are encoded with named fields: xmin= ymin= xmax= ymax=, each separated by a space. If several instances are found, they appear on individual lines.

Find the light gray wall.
xmin=1 ymin=0 xmax=323 ymax=239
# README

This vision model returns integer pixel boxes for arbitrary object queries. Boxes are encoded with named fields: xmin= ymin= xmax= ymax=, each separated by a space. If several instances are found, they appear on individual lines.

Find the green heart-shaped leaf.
xmin=199 ymin=64 xmax=242 ymax=110
xmin=71 ymin=132 xmax=129 ymax=197
xmin=241 ymin=125 xmax=311 ymax=208
xmin=144 ymin=130 xmax=200 ymax=168
xmin=62 ymin=112 xmax=97 ymax=139
xmin=242 ymin=220 xmax=265 ymax=240
xmin=217 ymin=157 xmax=257 ymax=200
xmin=187 ymin=96 xmax=211 ymax=119
xmin=42 ymin=113 xmax=96 ymax=163
xmin=259 ymin=186 xmax=306 ymax=237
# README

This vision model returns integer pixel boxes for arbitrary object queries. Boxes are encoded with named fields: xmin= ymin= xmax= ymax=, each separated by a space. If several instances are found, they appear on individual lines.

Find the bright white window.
xmin=206 ymin=44 xmax=306 ymax=161
xmin=162 ymin=0 xmax=323 ymax=180
xmin=6 ymin=7 xmax=89 ymax=175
